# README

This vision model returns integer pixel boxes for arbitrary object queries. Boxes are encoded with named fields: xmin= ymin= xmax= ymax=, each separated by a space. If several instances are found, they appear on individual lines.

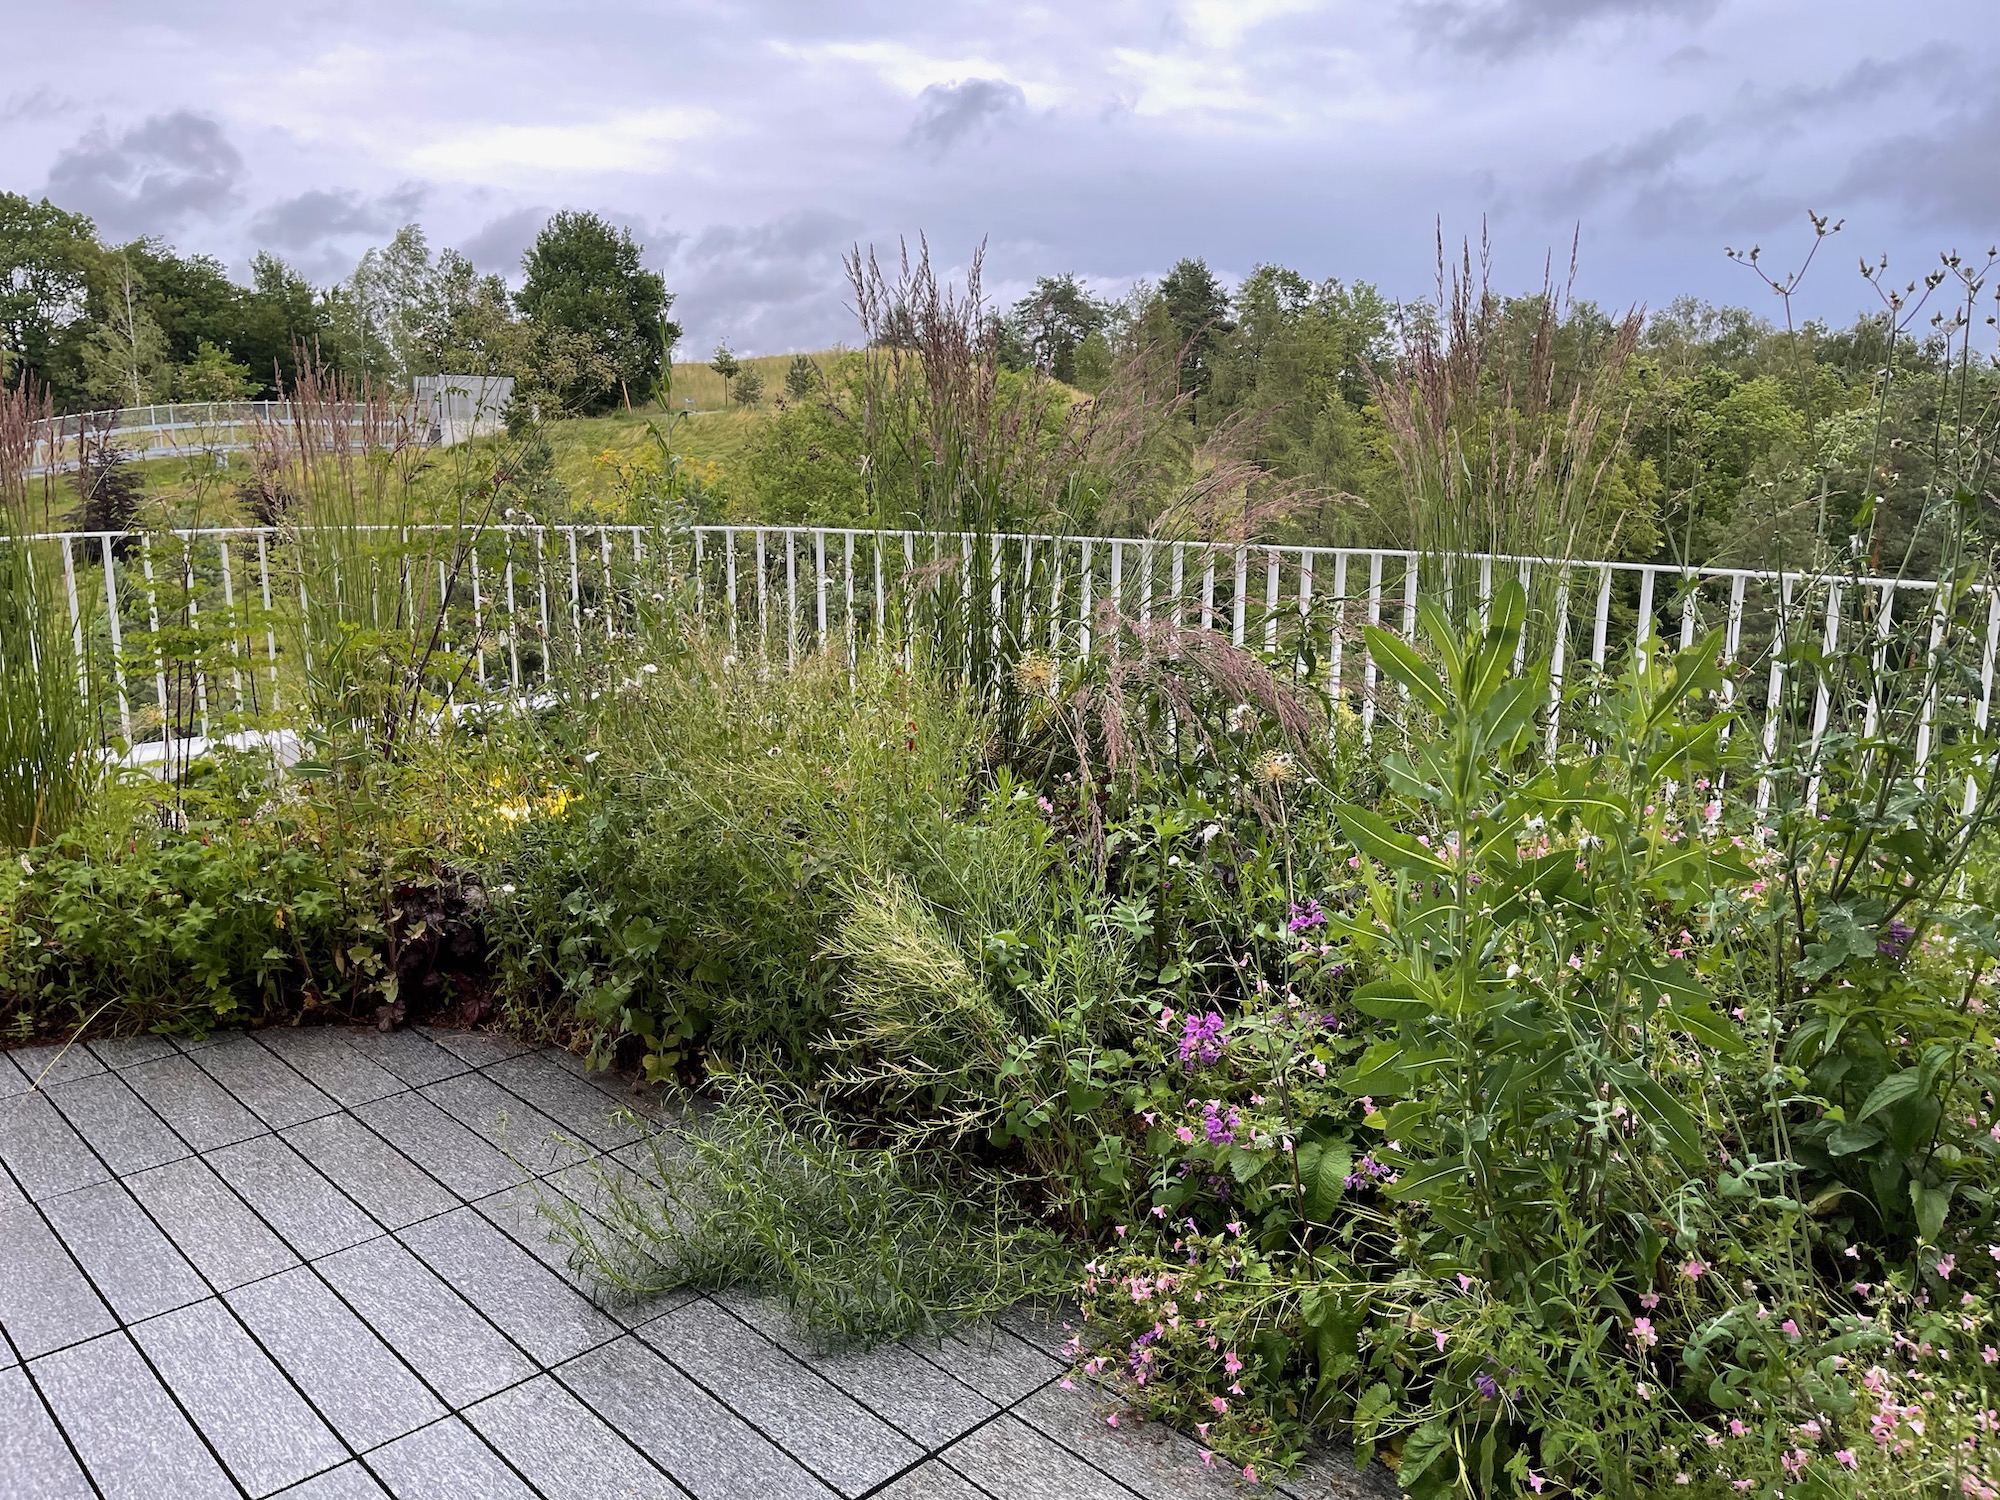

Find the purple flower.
xmin=1179 ymin=1012 xmax=1227 ymax=1069
xmin=1878 ymin=919 xmax=1916 ymax=960
xmin=1288 ymin=899 xmax=1326 ymax=934
xmin=1344 ymin=1155 xmax=1396 ymax=1190
xmin=1476 ymin=1373 xmax=1500 ymax=1400
xmin=1202 ymin=1101 xmax=1240 ymax=1145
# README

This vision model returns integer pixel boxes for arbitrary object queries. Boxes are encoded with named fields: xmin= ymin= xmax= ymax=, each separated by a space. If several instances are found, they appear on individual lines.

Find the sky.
xmin=2 ymin=0 xmax=1994 ymax=356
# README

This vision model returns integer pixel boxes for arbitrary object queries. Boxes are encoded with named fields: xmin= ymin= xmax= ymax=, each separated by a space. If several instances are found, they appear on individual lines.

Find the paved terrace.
xmin=0 ymin=1026 xmax=1391 ymax=1500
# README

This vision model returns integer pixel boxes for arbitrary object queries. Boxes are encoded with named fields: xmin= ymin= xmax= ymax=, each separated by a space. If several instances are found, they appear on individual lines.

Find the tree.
xmin=78 ymin=258 xmax=170 ymax=407
xmin=174 ymin=340 xmax=256 ymax=401
xmin=732 ymin=367 xmax=764 ymax=408
xmin=784 ymin=353 xmax=818 ymax=400
xmin=515 ymin=212 xmax=676 ymax=414
xmin=0 ymin=193 xmax=103 ymax=401
xmin=1009 ymin=273 xmax=1108 ymax=384
xmin=1157 ymin=257 xmax=1233 ymax=417
xmin=120 ymin=239 xmax=245 ymax=370
xmin=711 ymin=344 xmax=740 ymax=403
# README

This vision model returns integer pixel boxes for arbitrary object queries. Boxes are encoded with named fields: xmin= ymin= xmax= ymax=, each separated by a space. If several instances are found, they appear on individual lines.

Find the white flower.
xmin=499 ymin=883 xmax=516 ymax=894
xmin=584 ymin=751 xmax=601 ymax=764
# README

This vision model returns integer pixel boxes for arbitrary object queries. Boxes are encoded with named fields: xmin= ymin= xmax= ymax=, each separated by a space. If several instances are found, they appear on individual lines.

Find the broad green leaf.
xmin=1332 ymin=805 xmax=1452 ymax=878
xmin=1297 ymin=1139 xmax=1353 ymax=1220
xmin=1910 ymin=1179 xmax=1954 ymax=1242
xmin=1857 ymin=1069 xmax=1926 ymax=1123
xmin=1363 ymin=626 xmax=1451 ymax=719
xmin=1607 ymin=1063 xmax=1704 ymax=1166
xmin=1381 ymin=1155 xmax=1468 ymax=1203
xmin=1348 ymin=977 xmax=1435 ymax=1021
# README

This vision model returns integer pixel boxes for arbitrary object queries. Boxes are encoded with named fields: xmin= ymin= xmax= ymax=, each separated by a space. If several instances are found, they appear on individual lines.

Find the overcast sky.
xmin=3 ymin=0 xmax=1993 ymax=355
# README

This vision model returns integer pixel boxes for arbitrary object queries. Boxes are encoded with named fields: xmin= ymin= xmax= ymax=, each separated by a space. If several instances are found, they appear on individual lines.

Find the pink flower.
xmin=1640 ymin=1292 xmax=1661 ymax=1309
xmin=1527 ymin=1473 xmax=1546 ymax=1493
xmin=1984 ymin=1346 xmax=1998 ymax=1366
xmin=1632 ymin=1317 xmax=1658 ymax=1348
xmin=1836 ymin=1450 xmax=1858 ymax=1470
xmin=1938 ymin=1255 xmax=1957 ymax=1280
xmin=1434 ymin=1329 xmax=1448 ymax=1351
xmin=1210 ymin=1396 xmax=1229 ymax=1414
xmin=1224 ymin=1352 xmax=1242 ymax=1375
xmin=1243 ymin=1465 xmax=1258 ymax=1483
xmin=1781 ymin=1319 xmax=1800 ymax=1339
xmin=1455 ymin=1274 xmax=1473 ymax=1292
xmin=1106 ymin=1414 xmax=1119 ymax=1428
xmin=1682 ymin=1258 xmax=1707 ymax=1280
xmin=1176 ymin=1126 xmax=1195 ymax=1144
xmin=1114 ymin=1225 xmax=1127 ymax=1238
xmin=1200 ymin=1450 xmax=1215 ymax=1469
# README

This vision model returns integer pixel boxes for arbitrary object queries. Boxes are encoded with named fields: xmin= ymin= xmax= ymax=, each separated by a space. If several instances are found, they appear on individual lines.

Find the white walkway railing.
xmin=12 ymin=523 xmax=1997 ymax=774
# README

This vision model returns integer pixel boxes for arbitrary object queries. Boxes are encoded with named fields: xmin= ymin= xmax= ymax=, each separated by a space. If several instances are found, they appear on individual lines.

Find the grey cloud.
xmin=667 ymin=208 xmax=865 ymax=354
xmin=1 ymin=87 xmax=78 ymax=125
xmin=1841 ymin=87 xmax=2000 ymax=229
xmin=248 ymin=183 xmax=428 ymax=250
xmin=909 ymin=77 xmax=1026 ymax=150
xmin=42 ymin=110 xmax=245 ymax=240
xmin=1410 ymin=0 xmax=1719 ymax=58
xmin=458 ymin=206 xmax=550 ymax=277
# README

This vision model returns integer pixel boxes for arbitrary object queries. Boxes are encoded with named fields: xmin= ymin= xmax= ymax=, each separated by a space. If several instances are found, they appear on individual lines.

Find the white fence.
xmin=14 ymin=523 xmax=1998 ymax=780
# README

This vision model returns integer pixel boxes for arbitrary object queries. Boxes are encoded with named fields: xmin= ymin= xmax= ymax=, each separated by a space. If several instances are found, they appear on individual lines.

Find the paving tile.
xmin=915 ymin=1323 xmax=1064 ymax=1405
xmin=47 ymin=1070 xmax=189 ymax=1175
xmin=0 ymin=1201 xmax=115 ymax=1357
xmin=368 ymin=1417 xmax=538 ymax=1500
xmin=86 ymin=1034 xmax=179 ymax=1070
xmin=941 ymin=1414 xmax=1139 ymax=1500
xmin=486 ymin=1051 xmax=646 ymax=1150
xmin=542 ymin=1047 xmax=665 ymax=1117
xmin=464 ymin=1374 xmax=684 ymax=1500
xmin=281 ymin=1112 xmax=457 ymax=1230
xmin=559 ymin=1335 xmax=829 ymax=1500
xmin=353 ymin=1091 xmax=525 ymax=1200
xmin=9 ymin=1041 xmax=105 ymax=1088
xmin=999 ymin=1302 xmax=1081 ymax=1359
xmin=339 ymin=1027 xmax=471 ymax=1088
xmin=0 ymin=1090 xmax=112 ymax=1200
xmin=33 ymin=1331 xmax=239 ymax=1499
xmin=124 ymin=1053 xmax=264 ymax=1150
xmin=229 ymin=1267 xmax=446 ymax=1452
xmin=1017 ymin=1382 xmax=1249 ymax=1500
xmin=256 ymin=1029 xmax=405 ymax=1107
xmin=316 ymin=1237 xmax=534 ymax=1407
xmin=871 ymin=1462 xmax=995 ymax=1500
xmin=400 ymin=1207 xmax=621 ymax=1366
xmin=170 ymin=1031 xmax=230 ymax=1054
xmin=419 ymin=1026 xmax=532 ymax=1067
xmin=132 ymin=1298 xmax=348 ymax=1497
xmin=0 ymin=1362 xmax=94 ymax=1497
xmin=207 ymin=1134 xmax=381 ymax=1259
xmin=0 ymin=1049 xmax=30 ymax=1096
xmin=0 ymin=1163 xmax=21 ymax=1212
xmin=420 ymin=1071 xmax=578 ymax=1176
xmin=193 ymin=1034 xmax=340 ymax=1128
xmin=42 ymin=1181 xmax=208 ymax=1322
xmin=640 ymin=1297 xmax=920 ymax=1495
xmin=478 ymin=1182 xmax=692 ymax=1329
xmin=715 ymin=1291 xmax=997 ymax=1450
xmin=273 ymin=1463 xmax=392 ymax=1498
xmin=126 ymin=1154 xmax=299 ymax=1290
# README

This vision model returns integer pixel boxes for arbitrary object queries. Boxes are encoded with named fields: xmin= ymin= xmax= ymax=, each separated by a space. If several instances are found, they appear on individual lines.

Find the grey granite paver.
xmin=229 ymin=1268 xmax=447 ymax=1451
xmin=193 ymin=1034 xmax=341 ymax=1128
xmin=714 ymin=1290 xmax=998 ymax=1450
xmin=10 ymin=1042 xmax=105 ymax=1088
xmin=124 ymin=1053 xmax=264 ymax=1150
xmin=916 ymin=1322 xmax=1065 ymax=1405
xmin=47 ymin=1070 xmax=190 ymax=1175
xmin=559 ymin=1334 xmax=831 ymax=1500
xmin=640 ymin=1296 xmax=921 ymax=1495
xmin=316 ymin=1237 xmax=535 ymax=1407
xmin=207 ymin=1133 xmax=381 ymax=1259
xmin=257 ymin=1029 xmax=406 ymax=1107
xmin=42 ymin=1181 xmax=208 ymax=1323
xmin=0 ymin=1090 xmax=112 ymax=1200
xmin=941 ymin=1414 xmax=1140 ymax=1500
xmin=420 ymin=1070 xmax=578 ymax=1175
xmin=0 ymin=1363 xmax=94 ymax=1497
xmin=0 ymin=1200 xmax=116 ymax=1357
xmin=341 ymin=1028 xmax=472 ymax=1089
xmin=873 ymin=1463 xmax=995 ymax=1500
xmin=417 ymin=1026 xmax=531 ymax=1067
xmin=399 ymin=1206 xmax=620 ymax=1366
xmin=33 ymin=1330 xmax=240 ymax=1499
xmin=275 ymin=1464 xmax=393 ymax=1498
xmin=485 ymin=1050 xmax=646 ymax=1150
xmin=368 ymin=1418 xmax=537 ymax=1499
xmin=87 ymin=1035 xmax=178 ymax=1070
xmin=465 ymin=1375 xmax=684 ymax=1500
xmin=282 ymin=1112 xmax=458 ymax=1230
xmin=2 ymin=1036 xmax=1377 ymax=1500
xmin=126 ymin=1154 xmax=300 ymax=1289
xmin=354 ymin=1090 xmax=526 ymax=1199
xmin=132 ymin=1298 xmax=349 ymax=1496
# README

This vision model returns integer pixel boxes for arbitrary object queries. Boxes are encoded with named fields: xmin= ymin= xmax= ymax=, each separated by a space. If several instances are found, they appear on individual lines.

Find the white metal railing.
xmin=11 ymin=523 xmax=1997 ymax=781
